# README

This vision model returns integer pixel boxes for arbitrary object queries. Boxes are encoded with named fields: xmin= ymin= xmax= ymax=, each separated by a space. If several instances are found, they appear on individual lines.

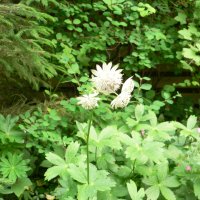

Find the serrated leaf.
xmin=135 ymin=104 xmax=145 ymax=121
xmin=156 ymin=122 xmax=176 ymax=132
xmin=78 ymin=184 xmax=96 ymax=200
xmin=65 ymin=141 xmax=80 ymax=163
xmin=157 ymin=163 xmax=168 ymax=181
xmin=179 ymin=29 xmax=192 ymax=40
xmin=46 ymin=152 xmax=66 ymax=166
xmin=149 ymin=111 xmax=157 ymax=126
xmin=68 ymin=164 xmax=87 ymax=184
xmin=45 ymin=165 xmax=67 ymax=181
xmin=127 ymin=180 xmax=145 ymax=200
xmin=160 ymin=186 xmax=176 ymax=200
xmin=146 ymin=186 xmax=160 ymax=200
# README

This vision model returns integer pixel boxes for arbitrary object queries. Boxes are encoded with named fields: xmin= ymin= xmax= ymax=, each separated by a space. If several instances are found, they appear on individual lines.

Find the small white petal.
xmin=121 ymin=77 xmax=134 ymax=94
xmin=111 ymin=92 xmax=131 ymax=109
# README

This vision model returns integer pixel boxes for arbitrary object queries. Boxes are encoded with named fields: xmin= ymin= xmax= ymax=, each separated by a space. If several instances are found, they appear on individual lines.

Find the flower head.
xmin=91 ymin=62 xmax=123 ymax=94
xmin=185 ymin=165 xmax=192 ymax=172
xmin=77 ymin=93 xmax=100 ymax=110
xmin=121 ymin=77 xmax=134 ymax=94
xmin=197 ymin=127 xmax=200 ymax=133
xmin=111 ymin=92 xmax=131 ymax=109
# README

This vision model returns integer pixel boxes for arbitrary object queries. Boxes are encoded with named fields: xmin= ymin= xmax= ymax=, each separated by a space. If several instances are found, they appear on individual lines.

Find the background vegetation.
xmin=0 ymin=0 xmax=199 ymax=199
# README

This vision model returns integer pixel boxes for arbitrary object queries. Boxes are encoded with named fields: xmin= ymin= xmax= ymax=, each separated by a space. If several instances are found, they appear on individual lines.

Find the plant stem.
xmin=86 ymin=113 xmax=93 ymax=184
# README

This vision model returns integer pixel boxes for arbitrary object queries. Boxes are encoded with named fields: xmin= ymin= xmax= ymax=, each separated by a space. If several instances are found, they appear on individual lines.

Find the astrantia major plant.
xmin=77 ymin=62 xmax=134 ymax=186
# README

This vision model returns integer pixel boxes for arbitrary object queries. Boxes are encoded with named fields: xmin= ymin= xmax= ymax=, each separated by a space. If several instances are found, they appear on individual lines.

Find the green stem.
xmin=86 ymin=113 xmax=93 ymax=184
xmin=95 ymin=147 xmax=98 ymax=163
xmin=128 ymin=159 xmax=136 ymax=180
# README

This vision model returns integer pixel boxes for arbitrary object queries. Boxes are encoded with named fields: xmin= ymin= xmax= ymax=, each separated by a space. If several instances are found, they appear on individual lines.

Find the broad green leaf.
xmin=182 ymin=48 xmax=200 ymax=65
xmin=146 ymin=186 xmax=160 ymax=200
xmin=157 ymin=163 xmax=168 ymax=181
xmin=90 ymin=164 xmax=115 ymax=191
xmin=68 ymin=164 xmax=87 ymax=184
xmin=46 ymin=152 xmax=66 ymax=166
xmin=11 ymin=178 xmax=32 ymax=197
xmin=162 ymin=176 xmax=180 ymax=188
xmin=175 ymin=12 xmax=187 ymax=24
xmin=45 ymin=165 xmax=67 ymax=181
xmin=179 ymin=29 xmax=192 ymax=40
xmin=156 ymin=122 xmax=176 ymax=132
xmin=65 ymin=141 xmax=80 ymax=163
xmin=194 ymin=179 xmax=200 ymax=199
xmin=187 ymin=115 xmax=197 ymax=129
xmin=160 ymin=186 xmax=176 ymax=200
xmin=143 ymin=176 xmax=158 ymax=186
xmin=135 ymin=104 xmax=145 ymax=121
xmin=141 ymin=83 xmax=152 ymax=90
xmin=73 ymin=19 xmax=81 ymax=24
xmin=148 ymin=111 xmax=157 ymax=126
xmin=77 ymin=184 xmax=96 ymax=200
xmin=127 ymin=180 xmax=145 ymax=200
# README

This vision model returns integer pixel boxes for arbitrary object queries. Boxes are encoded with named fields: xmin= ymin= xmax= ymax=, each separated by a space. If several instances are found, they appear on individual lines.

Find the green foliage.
xmin=0 ymin=3 xmax=57 ymax=89
xmin=0 ymin=0 xmax=200 ymax=198
xmin=21 ymin=0 xmax=200 ymax=86
xmin=0 ymin=114 xmax=24 ymax=143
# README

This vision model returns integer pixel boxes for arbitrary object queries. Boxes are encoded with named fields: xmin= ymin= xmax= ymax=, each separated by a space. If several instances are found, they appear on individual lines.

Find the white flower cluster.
xmin=77 ymin=62 xmax=134 ymax=110
xmin=77 ymin=93 xmax=99 ymax=110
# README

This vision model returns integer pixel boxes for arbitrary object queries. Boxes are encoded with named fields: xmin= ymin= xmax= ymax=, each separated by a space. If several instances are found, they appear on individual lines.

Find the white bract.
xmin=111 ymin=92 xmax=131 ymax=109
xmin=121 ymin=77 xmax=134 ymax=94
xmin=77 ymin=93 xmax=100 ymax=110
xmin=91 ymin=62 xmax=123 ymax=94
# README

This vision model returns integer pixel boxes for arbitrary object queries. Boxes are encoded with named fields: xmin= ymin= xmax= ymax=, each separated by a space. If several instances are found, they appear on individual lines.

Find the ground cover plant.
xmin=0 ymin=0 xmax=200 ymax=199
xmin=0 ymin=63 xmax=199 ymax=199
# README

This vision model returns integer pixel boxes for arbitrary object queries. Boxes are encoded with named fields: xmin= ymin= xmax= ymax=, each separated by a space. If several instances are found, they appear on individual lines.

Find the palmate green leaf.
xmin=0 ymin=152 xmax=30 ymax=182
xmin=143 ymin=140 xmax=165 ymax=163
xmin=97 ymin=153 xmax=115 ymax=169
xmin=71 ymin=164 xmax=115 ymax=199
xmin=146 ymin=186 xmax=160 ymax=200
xmin=160 ymin=186 xmax=176 ymax=200
xmin=45 ymin=141 xmax=85 ymax=181
xmin=0 ymin=115 xmax=24 ymax=143
xmin=96 ymin=126 xmax=121 ymax=150
xmin=127 ymin=180 xmax=145 ymax=200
